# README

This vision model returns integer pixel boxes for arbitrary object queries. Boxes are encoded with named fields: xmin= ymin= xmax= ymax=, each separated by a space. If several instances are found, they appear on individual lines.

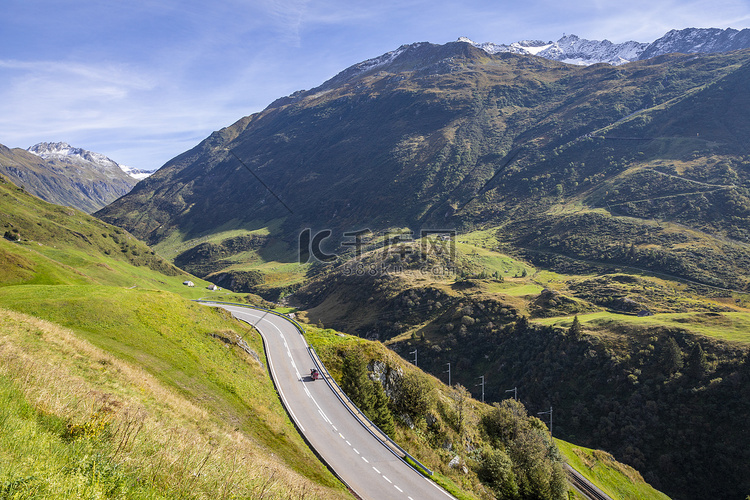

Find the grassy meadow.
xmin=0 ymin=175 xmax=349 ymax=499
xmin=0 ymin=297 xmax=349 ymax=500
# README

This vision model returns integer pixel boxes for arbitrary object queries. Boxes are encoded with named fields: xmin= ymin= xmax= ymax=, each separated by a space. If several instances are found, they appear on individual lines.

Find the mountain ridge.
xmin=461 ymin=27 xmax=750 ymax=65
xmin=0 ymin=141 xmax=152 ymax=213
xmin=28 ymin=141 xmax=155 ymax=181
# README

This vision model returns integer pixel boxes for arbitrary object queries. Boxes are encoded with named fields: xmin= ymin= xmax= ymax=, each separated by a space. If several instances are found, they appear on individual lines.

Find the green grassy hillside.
xmin=0 ymin=299 xmax=348 ymax=499
xmin=0 ymin=173 xmax=182 ymax=286
xmin=0 ymin=172 xmax=260 ymax=302
xmin=0 ymin=175 xmax=347 ymax=498
xmin=555 ymin=440 xmax=669 ymax=500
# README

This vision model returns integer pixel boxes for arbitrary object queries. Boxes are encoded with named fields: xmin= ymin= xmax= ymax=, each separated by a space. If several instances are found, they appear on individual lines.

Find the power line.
xmin=225 ymin=148 xmax=294 ymax=214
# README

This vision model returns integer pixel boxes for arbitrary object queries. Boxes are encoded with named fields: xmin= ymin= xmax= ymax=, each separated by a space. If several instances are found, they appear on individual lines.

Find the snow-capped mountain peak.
xmin=460 ymin=27 xmax=750 ymax=66
xmin=460 ymin=34 xmax=647 ymax=65
xmin=118 ymin=164 xmax=153 ymax=181
xmin=27 ymin=142 xmax=154 ymax=180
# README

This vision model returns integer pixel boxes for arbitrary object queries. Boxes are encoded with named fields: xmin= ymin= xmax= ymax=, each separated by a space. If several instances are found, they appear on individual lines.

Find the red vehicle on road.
xmin=310 ymin=368 xmax=320 ymax=380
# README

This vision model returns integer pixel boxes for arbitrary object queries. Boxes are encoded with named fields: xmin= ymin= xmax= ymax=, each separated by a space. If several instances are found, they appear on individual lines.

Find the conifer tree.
xmin=341 ymin=348 xmax=374 ymax=414
xmin=370 ymin=379 xmax=395 ymax=436
xmin=686 ymin=342 xmax=708 ymax=379
xmin=661 ymin=337 xmax=684 ymax=374
xmin=569 ymin=316 xmax=582 ymax=339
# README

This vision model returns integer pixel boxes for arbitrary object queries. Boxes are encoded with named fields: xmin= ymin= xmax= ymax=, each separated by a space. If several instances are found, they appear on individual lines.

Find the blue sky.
xmin=1 ymin=0 xmax=749 ymax=170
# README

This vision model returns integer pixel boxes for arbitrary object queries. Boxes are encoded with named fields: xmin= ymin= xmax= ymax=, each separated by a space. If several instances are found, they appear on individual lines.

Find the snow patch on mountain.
xmin=28 ymin=142 xmax=154 ymax=180
xmin=118 ymin=164 xmax=153 ymax=181
xmin=460 ymin=34 xmax=647 ymax=65
xmin=461 ymin=27 xmax=750 ymax=66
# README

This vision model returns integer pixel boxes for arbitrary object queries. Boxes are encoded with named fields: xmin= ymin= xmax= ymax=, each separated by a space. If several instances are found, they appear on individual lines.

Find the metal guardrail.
xmin=196 ymin=300 xmax=434 ymax=477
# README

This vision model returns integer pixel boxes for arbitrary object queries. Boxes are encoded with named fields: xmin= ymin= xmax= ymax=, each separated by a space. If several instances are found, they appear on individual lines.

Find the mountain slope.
xmin=0 ymin=142 xmax=137 ymax=213
xmin=0 ymin=171 xmax=190 ymax=289
xmin=98 ymin=42 xmax=750 ymax=293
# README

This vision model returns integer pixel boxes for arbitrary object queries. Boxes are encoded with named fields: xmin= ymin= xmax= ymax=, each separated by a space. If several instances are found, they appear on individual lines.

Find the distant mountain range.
xmin=28 ymin=142 xmax=155 ymax=181
xmin=0 ymin=142 xmax=154 ymax=213
xmin=460 ymin=27 xmax=750 ymax=65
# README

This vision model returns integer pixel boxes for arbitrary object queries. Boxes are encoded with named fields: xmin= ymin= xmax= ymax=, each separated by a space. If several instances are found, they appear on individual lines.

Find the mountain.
xmin=0 ymin=142 xmax=141 ymax=213
xmin=27 ymin=141 xmax=155 ymax=181
xmin=463 ymin=27 xmax=750 ymax=65
xmin=98 ymin=39 xmax=750 ymax=293
xmin=119 ymin=163 xmax=155 ymax=180
xmin=458 ymin=34 xmax=648 ymax=65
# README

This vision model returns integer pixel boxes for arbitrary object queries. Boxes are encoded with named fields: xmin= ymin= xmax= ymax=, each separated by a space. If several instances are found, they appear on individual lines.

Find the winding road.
xmin=204 ymin=302 xmax=456 ymax=500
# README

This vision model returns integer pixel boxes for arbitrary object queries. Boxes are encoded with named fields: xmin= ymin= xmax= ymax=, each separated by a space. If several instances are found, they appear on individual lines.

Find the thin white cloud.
xmin=2 ymin=0 xmax=750 ymax=169
xmin=0 ymin=57 xmax=238 ymax=168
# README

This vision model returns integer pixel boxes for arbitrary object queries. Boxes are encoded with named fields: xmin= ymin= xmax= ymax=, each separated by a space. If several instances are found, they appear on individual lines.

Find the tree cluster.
xmin=340 ymin=347 xmax=395 ymax=436
xmin=479 ymin=399 xmax=567 ymax=500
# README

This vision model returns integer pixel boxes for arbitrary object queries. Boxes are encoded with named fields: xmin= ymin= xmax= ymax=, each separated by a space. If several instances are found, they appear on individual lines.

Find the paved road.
xmin=206 ymin=303 xmax=455 ymax=500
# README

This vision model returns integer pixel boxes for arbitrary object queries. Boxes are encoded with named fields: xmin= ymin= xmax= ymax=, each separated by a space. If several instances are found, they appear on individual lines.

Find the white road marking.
xmin=252 ymin=322 xmax=305 ymax=433
xmin=218 ymin=306 xmax=460 ymax=500
xmin=353 ymin=448 xmax=359 ymax=455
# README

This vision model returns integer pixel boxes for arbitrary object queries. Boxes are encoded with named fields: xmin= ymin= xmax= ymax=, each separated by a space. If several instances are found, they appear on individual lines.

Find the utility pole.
xmin=476 ymin=375 xmax=485 ymax=403
xmin=410 ymin=349 xmax=417 ymax=367
xmin=538 ymin=406 xmax=553 ymax=436
xmin=505 ymin=386 xmax=517 ymax=401
xmin=445 ymin=362 xmax=451 ymax=387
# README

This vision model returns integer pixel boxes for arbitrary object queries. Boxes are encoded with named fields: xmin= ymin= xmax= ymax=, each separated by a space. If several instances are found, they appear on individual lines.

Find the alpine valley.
xmin=9 ymin=26 xmax=750 ymax=500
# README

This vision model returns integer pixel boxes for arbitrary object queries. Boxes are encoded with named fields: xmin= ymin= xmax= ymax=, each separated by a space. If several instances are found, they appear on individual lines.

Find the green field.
xmin=483 ymin=281 xmax=545 ymax=296
xmin=0 ymin=288 xmax=347 ymax=499
xmin=152 ymin=218 xmax=285 ymax=260
xmin=454 ymin=241 xmax=534 ymax=278
xmin=535 ymin=310 xmax=750 ymax=344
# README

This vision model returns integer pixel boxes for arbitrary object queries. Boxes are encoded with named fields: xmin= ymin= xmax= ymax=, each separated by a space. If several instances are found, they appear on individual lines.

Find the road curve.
xmin=205 ymin=303 xmax=456 ymax=500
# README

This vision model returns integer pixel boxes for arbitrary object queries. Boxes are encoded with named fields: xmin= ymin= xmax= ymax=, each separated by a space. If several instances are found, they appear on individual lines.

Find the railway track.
xmin=566 ymin=465 xmax=612 ymax=500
